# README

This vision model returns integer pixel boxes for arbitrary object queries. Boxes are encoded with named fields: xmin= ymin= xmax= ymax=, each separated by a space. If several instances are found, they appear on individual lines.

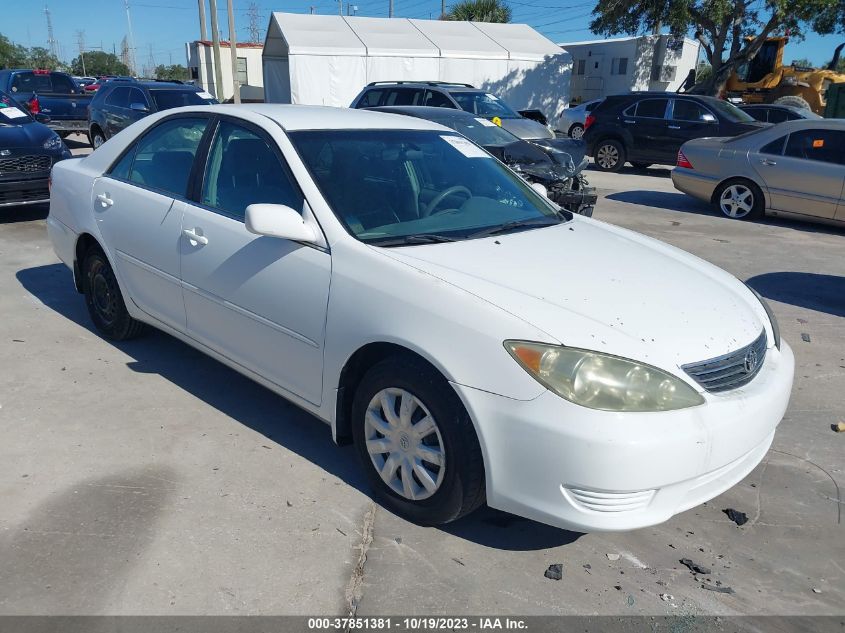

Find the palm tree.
xmin=445 ymin=0 xmax=511 ymax=22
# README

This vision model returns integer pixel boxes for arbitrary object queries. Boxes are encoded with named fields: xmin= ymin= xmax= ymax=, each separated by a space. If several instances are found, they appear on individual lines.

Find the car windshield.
xmin=150 ymin=89 xmax=217 ymax=110
xmin=432 ymin=116 xmax=519 ymax=147
xmin=289 ymin=129 xmax=567 ymax=245
xmin=706 ymin=99 xmax=756 ymax=123
xmin=450 ymin=92 xmax=519 ymax=118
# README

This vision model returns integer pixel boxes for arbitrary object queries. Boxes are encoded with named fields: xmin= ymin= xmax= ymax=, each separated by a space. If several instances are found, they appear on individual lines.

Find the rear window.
xmin=150 ymin=89 xmax=216 ymax=111
xmin=10 ymin=72 xmax=77 ymax=94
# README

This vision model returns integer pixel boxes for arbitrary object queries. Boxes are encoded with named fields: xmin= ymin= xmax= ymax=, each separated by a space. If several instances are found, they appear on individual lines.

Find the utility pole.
xmin=198 ymin=0 xmax=208 ymax=41
xmin=148 ymin=43 xmax=156 ymax=78
xmin=441 ymin=0 xmax=446 ymax=18
xmin=338 ymin=0 xmax=342 ymax=15
xmin=124 ymin=0 xmax=137 ymax=75
xmin=226 ymin=0 xmax=241 ymax=103
xmin=389 ymin=0 xmax=393 ymax=17
xmin=247 ymin=2 xmax=261 ymax=43
xmin=76 ymin=30 xmax=87 ymax=75
xmin=310 ymin=5 xmax=316 ymax=14
xmin=208 ymin=0 xmax=225 ymax=100
xmin=45 ymin=6 xmax=59 ymax=60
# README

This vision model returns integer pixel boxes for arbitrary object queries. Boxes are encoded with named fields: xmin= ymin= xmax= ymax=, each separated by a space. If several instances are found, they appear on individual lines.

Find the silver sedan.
xmin=554 ymin=99 xmax=602 ymax=139
xmin=672 ymin=119 xmax=845 ymax=225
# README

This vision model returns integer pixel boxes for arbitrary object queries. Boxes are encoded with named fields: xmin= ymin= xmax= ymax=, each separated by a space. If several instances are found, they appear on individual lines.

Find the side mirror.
xmin=130 ymin=102 xmax=149 ymax=112
xmin=530 ymin=182 xmax=549 ymax=198
xmin=701 ymin=113 xmax=717 ymax=123
xmin=35 ymin=113 xmax=51 ymax=124
xmin=245 ymin=204 xmax=319 ymax=243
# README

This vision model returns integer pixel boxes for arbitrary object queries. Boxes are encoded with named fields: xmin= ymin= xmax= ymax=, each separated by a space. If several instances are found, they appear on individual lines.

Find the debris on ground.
xmin=832 ymin=421 xmax=845 ymax=433
xmin=801 ymin=333 xmax=811 ymax=343
xmin=812 ymin=588 xmax=822 ymax=594
xmin=660 ymin=593 xmax=673 ymax=601
xmin=606 ymin=553 xmax=621 ymax=561
xmin=680 ymin=559 xmax=711 ymax=575
xmin=614 ymin=585 xmax=622 ymax=591
xmin=723 ymin=508 xmax=749 ymax=526
xmin=452 ymin=557 xmax=465 ymax=567
xmin=701 ymin=584 xmax=735 ymax=594
xmin=336 ymin=528 xmax=347 ymax=536
xmin=544 ymin=564 xmax=563 ymax=581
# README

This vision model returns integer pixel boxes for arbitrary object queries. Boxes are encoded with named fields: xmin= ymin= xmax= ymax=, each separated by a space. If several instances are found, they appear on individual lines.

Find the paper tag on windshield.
xmin=441 ymin=135 xmax=489 ymax=158
xmin=0 ymin=106 xmax=28 ymax=119
xmin=198 ymin=91 xmax=214 ymax=100
xmin=475 ymin=117 xmax=497 ymax=127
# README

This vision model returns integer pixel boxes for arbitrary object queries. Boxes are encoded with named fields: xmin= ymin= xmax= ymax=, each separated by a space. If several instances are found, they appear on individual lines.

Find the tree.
xmin=0 ymin=33 xmax=30 ymax=69
xmin=154 ymin=64 xmax=190 ymax=81
xmin=27 ymin=47 xmax=65 ymax=71
xmin=590 ymin=0 xmax=840 ymax=96
xmin=445 ymin=0 xmax=511 ymax=22
xmin=70 ymin=51 xmax=130 ymax=77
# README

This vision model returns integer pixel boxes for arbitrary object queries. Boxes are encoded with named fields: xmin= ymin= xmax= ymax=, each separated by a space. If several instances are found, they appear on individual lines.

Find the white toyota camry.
xmin=46 ymin=105 xmax=794 ymax=532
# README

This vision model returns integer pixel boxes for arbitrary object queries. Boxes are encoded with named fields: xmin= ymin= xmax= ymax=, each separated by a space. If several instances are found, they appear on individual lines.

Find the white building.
xmin=186 ymin=40 xmax=265 ymax=102
xmin=560 ymin=35 xmax=700 ymax=103
xmin=262 ymin=13 xmax=571 ymax=118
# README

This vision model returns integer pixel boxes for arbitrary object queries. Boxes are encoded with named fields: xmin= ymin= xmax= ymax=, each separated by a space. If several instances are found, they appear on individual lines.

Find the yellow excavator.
xmin=725 ymin=37 xmax=845 ymax=114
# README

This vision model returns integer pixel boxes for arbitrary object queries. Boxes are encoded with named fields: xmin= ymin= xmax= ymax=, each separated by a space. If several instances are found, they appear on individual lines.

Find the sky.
xmin=2 ymin=0 xmax=843 ymax=71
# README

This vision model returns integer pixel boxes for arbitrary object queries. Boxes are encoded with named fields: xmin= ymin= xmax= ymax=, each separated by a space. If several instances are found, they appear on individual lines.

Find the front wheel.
xmin=714 ymin=179 xmax=764 ymax=220
xmin=594 ymin=139 xmax=625 ymax=172
xmin=351 ymin=356 xmax=485 ymax=525
xmin=82 ymin=246 xmax=146 ymax=340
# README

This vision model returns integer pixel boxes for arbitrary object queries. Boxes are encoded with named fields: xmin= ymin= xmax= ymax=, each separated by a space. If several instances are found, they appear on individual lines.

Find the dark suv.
xmin=88 ymin=80 xmax=217 ymax=148
xmin=350 ymin=81 xmax=553 ymax=140
xmin=582 ymin=93 xmax=765 ymax=172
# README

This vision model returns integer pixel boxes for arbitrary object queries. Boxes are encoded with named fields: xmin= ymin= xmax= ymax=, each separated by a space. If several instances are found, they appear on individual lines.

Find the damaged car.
xmin=369 ymin=106 xmax=597 ymax=217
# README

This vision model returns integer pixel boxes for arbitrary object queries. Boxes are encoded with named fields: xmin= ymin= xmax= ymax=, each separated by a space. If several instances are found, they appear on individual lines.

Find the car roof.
xmin=367 ymin=105 xmax=480 ymax=121
xmin=366 ymin=81 xmax=482 ymax=93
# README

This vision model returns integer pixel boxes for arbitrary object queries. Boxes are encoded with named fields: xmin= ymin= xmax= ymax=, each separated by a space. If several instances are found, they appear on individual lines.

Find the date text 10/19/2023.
xmin=308 ymin=617 xmax=528 ymax=630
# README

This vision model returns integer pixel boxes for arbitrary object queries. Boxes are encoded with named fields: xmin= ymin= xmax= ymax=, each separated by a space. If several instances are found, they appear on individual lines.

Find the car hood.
xmin=380 ymin=219 xmax=764 ymax=375
xmin=0 ymin=120 xmax=53 ymax=149
xmin=499 ymin=117 xmax=554 ymax=140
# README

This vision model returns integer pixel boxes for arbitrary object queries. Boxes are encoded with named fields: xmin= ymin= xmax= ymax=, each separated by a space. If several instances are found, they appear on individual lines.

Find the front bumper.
xmin=0 ymin=175 xmax=50 ymax=207
xmin=452 ymin=340 xmax=794 ymax=532
xmin=671 ymin=168 xmax=719 ymax=203
xmin=549 ymin=184 xmax=597 ymax=217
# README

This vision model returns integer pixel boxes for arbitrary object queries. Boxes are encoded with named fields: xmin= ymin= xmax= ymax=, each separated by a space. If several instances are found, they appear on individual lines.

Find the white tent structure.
xmin=263 ymin=13 xmax=571 ymax=117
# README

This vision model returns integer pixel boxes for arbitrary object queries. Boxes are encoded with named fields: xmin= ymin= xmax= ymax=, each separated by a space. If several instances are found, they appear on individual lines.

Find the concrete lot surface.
xmin=0 ymin=137 xmax=842 ymax=616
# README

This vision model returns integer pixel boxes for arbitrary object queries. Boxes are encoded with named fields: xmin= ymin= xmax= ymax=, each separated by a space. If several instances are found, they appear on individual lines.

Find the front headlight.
xmin=504 ymin=341 xmax=705 ymax=412
xmin=43 ymin=135 xmax=63 ymax=151
xmin=746 ymin=286 xmax=781 ymax=349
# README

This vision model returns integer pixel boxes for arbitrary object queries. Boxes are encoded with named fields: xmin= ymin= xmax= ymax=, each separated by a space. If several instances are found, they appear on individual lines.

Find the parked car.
xmin=370 ymin=105 xmax=596 ymax=216
xmin=88 ymin=80 xmax=217 ymax=148
xmin=350 ymin=81 xmax=554 ymax=140
xmin=74 ymin=76 xmax=98 ymax=89
xmin=583 ymin=92 xmax=766 ymax=172
xmin=47 ymin=104 xmax=793 ymax=532
xmin=0 ymin=90 xmax=72 ymax=208
xmin=739 ymin=103 xmax=823 ymax=123
xmin=672 ymin=119 xmax=845 ymax=225
xmin=555 ymin=99 xmax=602 ymax=139
xmin=0 ymin=69 xmax=93 ymax=138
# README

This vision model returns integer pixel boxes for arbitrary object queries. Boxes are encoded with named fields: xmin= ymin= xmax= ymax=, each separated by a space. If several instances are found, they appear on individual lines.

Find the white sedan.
xmin=46 ymin=105 xmax=794 ymax=532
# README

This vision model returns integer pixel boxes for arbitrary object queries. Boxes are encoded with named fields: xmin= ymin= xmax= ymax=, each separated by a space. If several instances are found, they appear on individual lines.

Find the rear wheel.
xmin=351 ymin=355 xmax=485 ymax=525
xmin=568 ymin=123 xmax=584 ymax=139
xmin=714 ymin=179 xmax=764 ymax=221
xmin=594 ymin=139 xmax=625 ymax=172
xmin=82 ymin=246 xmax=146 ymax=340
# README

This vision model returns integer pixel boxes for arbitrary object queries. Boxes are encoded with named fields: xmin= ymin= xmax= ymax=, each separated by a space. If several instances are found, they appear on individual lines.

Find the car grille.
xmin=0 ymin=155 xmax=52 ymax=175
xmin=682 ymin=330 xmax=767 ymax=393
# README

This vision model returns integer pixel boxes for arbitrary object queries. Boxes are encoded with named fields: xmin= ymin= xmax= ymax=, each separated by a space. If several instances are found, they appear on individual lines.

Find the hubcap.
xmin=597 ymin=144 xmax=618 ymax=169
xmin=364 ymin=388 xmax=445 ymax=501
xmin=94 ymin=134 xmax=104 ymax=149
xmin=719 ymin=184 xmax=754 ymax=218
xmin=571 ymin=125 xmax=584 ymax=139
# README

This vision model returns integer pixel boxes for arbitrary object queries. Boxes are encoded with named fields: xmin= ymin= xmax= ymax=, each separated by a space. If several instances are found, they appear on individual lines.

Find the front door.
xmin=179 ymin=118 xmax=331 ymax=405
xmin=91 ymin=115 xmax=210 ymax=331
xmin=752 ymin=127 xmax=845 ymax=220
xmin=666 ymin=99 xmax=720 ymax=161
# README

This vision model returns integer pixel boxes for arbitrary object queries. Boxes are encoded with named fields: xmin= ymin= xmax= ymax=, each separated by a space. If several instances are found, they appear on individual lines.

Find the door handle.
xmin=183 ymin=228 xmax=208 ymax=246
xmin=760 ymin=158 xmax=777 ymax=166
xmin=96 ymin=193 xmax=113 ymax=208
xmin=623 ymin=119 xmax=636 ymax=124
xmin=667 ymin=125 xmax=681 ymax=129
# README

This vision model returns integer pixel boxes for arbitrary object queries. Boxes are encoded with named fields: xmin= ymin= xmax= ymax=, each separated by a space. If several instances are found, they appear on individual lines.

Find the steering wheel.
xmin=423 ymin=186 xmax=472 ymax=217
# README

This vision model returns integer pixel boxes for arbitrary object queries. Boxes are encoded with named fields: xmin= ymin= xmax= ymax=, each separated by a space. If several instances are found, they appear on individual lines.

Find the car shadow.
xmin=15 ymin=263 xmax=580 ymax=551
xmin=0 ymin=203 xmax=49 ymax=224
xmin=63 ymin=134 xmax=91 ymax=151
xmin=746 ymin=272 xmax=845 ymax=318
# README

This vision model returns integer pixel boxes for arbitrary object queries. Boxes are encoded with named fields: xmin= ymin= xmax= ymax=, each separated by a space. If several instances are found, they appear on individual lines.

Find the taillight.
xmin=584 ymin=114 xmax=595 ymax=131
xmin=27 ymin=96 xmax=40 ymax=114
xmin=677 ymin=149 xmax=693 ymax=169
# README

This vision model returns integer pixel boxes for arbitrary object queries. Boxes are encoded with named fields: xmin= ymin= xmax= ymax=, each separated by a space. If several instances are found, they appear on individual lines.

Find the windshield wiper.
xmin=466 ymin=217 xmax=561 ymax=240
xmin=368 ymin=234 xmax=460 ymax=247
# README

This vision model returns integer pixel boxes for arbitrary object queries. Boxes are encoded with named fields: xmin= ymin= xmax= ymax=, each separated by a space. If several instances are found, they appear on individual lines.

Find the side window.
xmin=783 ymin=129 xmax=845 ymax=165
xmin=108 ymin=147 xmax=137 ymax=180
xmin=129 ymin=87 xmax=149 ymax=109
xmin=106 ymin=87 xmax=130 ymax=108
xmin=634 ymin=99 xmax=668 ymax=119
xmin=424 ymin=90 xmax=456 ymax=108
xmin=760 ymin=135 xmax=786 ymax=156
xmin=357 ymin=89 xmax=384 ymax=107
xmin=384 ymin=88 xmax=424 ymax=106
xmin=11 ymin=72 xmax=50 ymax=93
xmin=201 ymin=121 xmax=304 ymax=221
xmin=127 ymin=117 xmax=208 ymax=196
xmin=672 ymin=100 xmax=713 ymax=122
xmin=50 ymin=74 xmax=78 ymax=94
xmin=767 ymin=109 xmax=788 ymax=123
xmin=575 ymin=59 xmax=586 ymax=75
xmin=585 ymin=101 xmax=598 ymax=112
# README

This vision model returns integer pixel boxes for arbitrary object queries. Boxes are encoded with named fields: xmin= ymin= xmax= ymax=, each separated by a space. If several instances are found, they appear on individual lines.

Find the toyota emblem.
xmin=744 ymin=349 xmax=759 ymax=373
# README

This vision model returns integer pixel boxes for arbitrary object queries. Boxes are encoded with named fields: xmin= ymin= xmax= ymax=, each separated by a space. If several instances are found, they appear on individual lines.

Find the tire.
xmin=631 ymin=162 xmax=652 ymax=170
xmin=90 ymin=126 xmax=106 ymax=149
xmin=594 ymin=139 xmax=625 ymax=172
xmin=714 ymin=179 xmax=764 ymax=221
xmin=58 ymin=131 xmax=71 ymax=139
xmin=773 ymin=95 xmax=812 ymax=111
xmin=351 ymin=355 xmax=485 ymax=526
xmin=568 ymin=123 xmax=585 ymax=139
xmin=81 ymin=245 xmax=146 ymax=340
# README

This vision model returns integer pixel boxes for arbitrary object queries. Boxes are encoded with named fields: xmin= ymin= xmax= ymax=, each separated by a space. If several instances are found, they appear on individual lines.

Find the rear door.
xmin=751 ymin=127 xmax=845 ymax=219
xmin=91 ymin=115 xmax=210 ymax=330
xmin=666 ymin=99 xmax=720 ymax=159
xmin=623 ymin=98 xmax=670 ymax=162
xmin=104 ymin=87 xmax=131 ymax=138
